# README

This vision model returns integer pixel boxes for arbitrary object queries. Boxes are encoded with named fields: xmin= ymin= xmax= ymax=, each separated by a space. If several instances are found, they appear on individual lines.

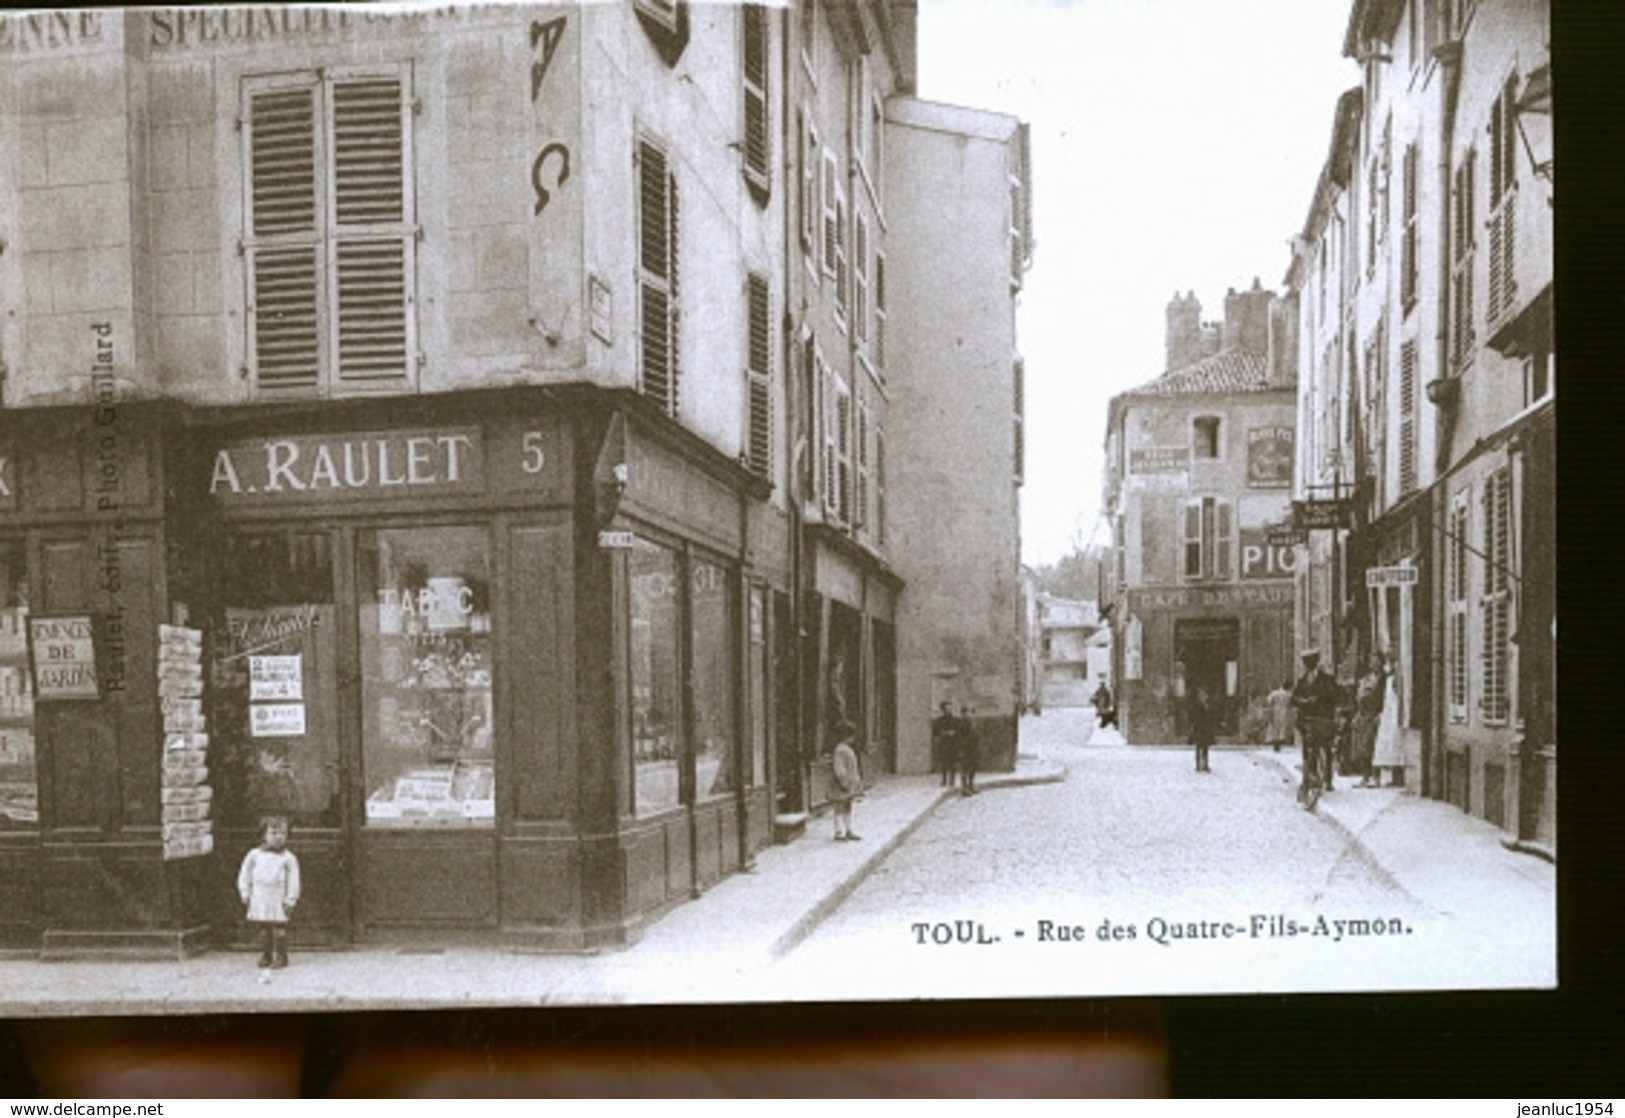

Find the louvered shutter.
xmin=835 ymin=389 xmax=851 ymax=524
xmin=746 ymin=272 xmax=772 ymax=475
xmin=741 ymin=5 xmax=770 ymax=192
xmin=853 ymin=213 xmax=869 ymax=344
xmin=330 ymin=76 xmax=411 ymax=386
xmin=873 ymin=254 xmax=887 ymax=371
xmin=638 ymin=139 xmax=680 ymax=415
xmin=1183 ymin=501 xmax=1202 ymax=580
xmin=1399 ymin=340 xmax=1417 ymax=496
xmin=1480 ymin=470 xmax=1511 ymax=721
xmin=1451 ymin=151 xmax=1476 ymax=368
xmin=1401 ymin=143 xmax=1419 ymax=308
xmin=248 ymin=85 xmax=321 ymax=390
xmin=821 ymin=151 xmax=838 ymax=277
xmin=855 ymin=390 xmax=869 ymax=529
xmin=1215 ymin=500 xmax=1233 ymax=580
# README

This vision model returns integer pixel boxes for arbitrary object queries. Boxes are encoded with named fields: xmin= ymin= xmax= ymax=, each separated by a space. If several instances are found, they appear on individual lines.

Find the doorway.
xmin=1175 ymin=616 xmax=1240 ymax=738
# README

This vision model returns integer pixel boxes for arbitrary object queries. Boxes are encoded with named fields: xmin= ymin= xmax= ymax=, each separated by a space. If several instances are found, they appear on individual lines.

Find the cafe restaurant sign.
xmin=209 ymin=428 xmax=483 ymax=503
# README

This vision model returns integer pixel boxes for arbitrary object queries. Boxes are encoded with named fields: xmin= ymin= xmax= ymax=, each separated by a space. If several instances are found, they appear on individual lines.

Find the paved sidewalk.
xmin=1251 ymin=748 xmax=1555 ymax=916
xmin=0 ymin=755 xmax=1065 ymax=1016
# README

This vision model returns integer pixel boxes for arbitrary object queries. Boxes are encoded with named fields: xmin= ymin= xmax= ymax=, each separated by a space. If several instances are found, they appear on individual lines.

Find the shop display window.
xmin=360 ymin=528 xmax=494 ymax=829
xmin=0 ymin=542 xmax=36 ymax=829
xmin=630 ymin=538 xmax=681 ymax=817
xmin=690 ymin=558 xmax=735 ymax=800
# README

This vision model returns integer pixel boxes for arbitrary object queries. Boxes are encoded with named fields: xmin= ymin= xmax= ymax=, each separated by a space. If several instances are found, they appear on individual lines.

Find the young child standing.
xmin=238 ymin=815 xmax=300 ymax=969
xmin=830 ymin=722 xmax=862 ymax=842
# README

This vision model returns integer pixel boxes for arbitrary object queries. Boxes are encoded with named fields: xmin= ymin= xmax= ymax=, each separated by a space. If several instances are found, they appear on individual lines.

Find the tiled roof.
xmin=1119 ymin=349 xmax=1275 ymax=399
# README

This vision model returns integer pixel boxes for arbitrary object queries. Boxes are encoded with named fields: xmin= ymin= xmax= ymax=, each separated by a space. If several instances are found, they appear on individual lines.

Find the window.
xmin=856 ymin=387 xmax=870 ymax=529
xmin=1487 ymin=73 xmax=1519 ymax=324
xmin=875 ymin=425 xmax=887 ymax=546
xmin=690 ymin=557 xmax=736 ymax=802
xmin=1399 ymin=339 xmax=1418 ymax=496
xmin=635 ymin=0 xmax=680 ymax=35
xmin=1479 ymin=467 xmax=1512 ymax=722
xmin=799 ymin=110 xmax=819 ymax=257
xmin=1450 ymin=148 xmax=1477 ymax=369
xmin=799 ymin=0 xmax=818 ymax=78
xmin=1013 ymin=358 xmax=1025 ymax=485
xmin=638 ymin=136 xmax=681 ymax=416
xmin=1366 ymin=116 xmax=1391 ymax=277
xmin=1192 ymin=416 xmax=1221 ymax=460
xmin=745 ymin=272 xmax=772 ymax=476
xmin=630 ymin=538 xmax=681 ymax=817
xmin=633 ymin=0 xmax=689 ymax=65
xmin=1410 ymin=0 xmax=1439 ymax=72
xmin=0 ymin=542 xmax=35 ymax=832
xmin=835 ymin=383 xmax=853 ymax=524
xmin=1401 ymin=142 xmax=1420 ymax=310
xmin=1524 ymin=351 xmax=1552 ymax=407
xmin=821 ymin=149 xmax=840 ymax=280
xmin=740 ymin=4 xmax=770 ymax=197
xmin=833 ymin=186 xmax=849 ymax=328
xmin=853 ymin=212 xmax=870 ymax=346
xmin=1182 ymin=497 xmax=1233 ymax=581
xmin=873 ymin=252 xmax=888 ymax=373
xmin=243 ymin=67 xmax=416 ymax=394
xmin=359 ymin=528 xmax=494 ymax=830
xmin=1447 ymin=490 xmax=1470 ymax=721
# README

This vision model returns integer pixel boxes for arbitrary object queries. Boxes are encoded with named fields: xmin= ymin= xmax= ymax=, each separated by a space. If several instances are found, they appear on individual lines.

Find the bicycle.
xmin=1297 ymin=717 xmax=1335 ymax=811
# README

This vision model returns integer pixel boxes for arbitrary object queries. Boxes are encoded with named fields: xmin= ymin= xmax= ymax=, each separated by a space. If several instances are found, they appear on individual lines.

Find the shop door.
xmin=1174 ymin=617 xmax=1240 ymax=738
xmin=355 ymin=527 xmax=497 ymax=932
xmin=215 ymin=604 xmax=346 ymax=944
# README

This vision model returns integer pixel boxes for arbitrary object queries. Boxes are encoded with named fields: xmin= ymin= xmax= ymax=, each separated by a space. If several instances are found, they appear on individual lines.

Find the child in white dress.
xmin=238 ymin=816 xmax=300 ymax=968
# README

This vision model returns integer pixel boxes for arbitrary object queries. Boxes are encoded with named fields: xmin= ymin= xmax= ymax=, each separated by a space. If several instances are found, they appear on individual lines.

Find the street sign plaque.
xmin=1366 ymin=565 xmax=1419 ymax=587
xmin=1293 ymin=498 xmax=1350 ymax=531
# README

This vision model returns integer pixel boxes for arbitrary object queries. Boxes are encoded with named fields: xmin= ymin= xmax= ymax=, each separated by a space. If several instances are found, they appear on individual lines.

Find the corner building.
xmin=0 ymin=3 xmax=792 ymax=955
xmin=0 ymin=3 xmax=1030 ymax=956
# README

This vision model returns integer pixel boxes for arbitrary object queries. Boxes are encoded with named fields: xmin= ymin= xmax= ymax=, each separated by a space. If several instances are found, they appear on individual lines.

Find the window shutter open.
xmin=746 ymin=272 xmax=772 ymax=475
xmin=1399 ymin=340 xmax=1417 ymax=495
xmin=741 ymin=4 xmax=770 ymax=193
xmin=639 ymin=139 xmax=680 ymax=415
xmin=248 ymin=85 xmax=321 ymax=390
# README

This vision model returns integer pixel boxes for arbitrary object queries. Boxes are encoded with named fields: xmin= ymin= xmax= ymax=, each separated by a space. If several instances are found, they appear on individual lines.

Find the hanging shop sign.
xmin=28 ymin=615 xmax=99 ymax=700
xmin=1365 ymin=565 xmax=1419 ymax=588
xmin=1292 ymin=498 xmax=1351 ymax=531
xmin=1265 ymin=521 xmax=1307 ymax=548
xmin=1246 ymin=427 xmax=1294 ymax=488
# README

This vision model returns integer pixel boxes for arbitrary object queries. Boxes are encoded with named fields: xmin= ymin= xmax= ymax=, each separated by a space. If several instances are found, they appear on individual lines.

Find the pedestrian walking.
xmin=1091 ymin=681 xmax=1117 ymax=730
xmin=830 ymin=722 xmax=863 ymax=841
xmin=1291 ymin=648 xmax=1339 ymax=805
xmin=1352 ymin=658 xmax=1384 ymax=786
xmin=1369 ymin=653 xmax=1405 ymax=787
xmin=931 ymin=700 xmax=961 ymax=789
xmin=238 ymin=815 xmax=300 ymax=969
xmin=1188 ymin=685 xmax=1217 ymax=772
xmin=1265 ymin=679 xmax=1295 ymax=752
xmin=957 ymin=705 xmax=979 ymax=796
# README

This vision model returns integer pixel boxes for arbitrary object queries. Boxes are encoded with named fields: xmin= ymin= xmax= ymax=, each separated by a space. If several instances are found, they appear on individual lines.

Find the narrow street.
xmin=767 ymin=708 xmax=1555 ymax=1001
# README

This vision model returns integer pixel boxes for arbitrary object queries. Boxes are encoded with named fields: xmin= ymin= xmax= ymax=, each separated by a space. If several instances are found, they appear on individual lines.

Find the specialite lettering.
xmin=209 ymin=432 xmax=477 ymax=498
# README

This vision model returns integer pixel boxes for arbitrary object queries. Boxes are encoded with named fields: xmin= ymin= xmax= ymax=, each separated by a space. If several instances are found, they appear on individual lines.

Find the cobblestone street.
xmin=768 ymin=708 xmax=1555 ymax=1001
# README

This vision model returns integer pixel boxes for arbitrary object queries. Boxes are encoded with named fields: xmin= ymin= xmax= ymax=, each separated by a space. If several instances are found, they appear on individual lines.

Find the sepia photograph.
xmin=0 ymin=0 xmax=1554 ymax=1017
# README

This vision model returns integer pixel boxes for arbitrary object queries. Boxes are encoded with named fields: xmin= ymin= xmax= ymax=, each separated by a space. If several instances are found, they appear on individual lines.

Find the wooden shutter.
xmin=741 ymin=5 xmax=770 ymax=192
xmin=1401 ymin=143 xmax=1419 ymax=308
xmin=1480 ymin=469 xmax=1511 ymax=721
xmin=639 ymin=139 xmax=680 ymax=415
xmin=1183 ymin=501 xmax=1202 ymax=580
xmin=821 ymin=150 xmax=838 ymax=277
xmin=799 ymin=112 xmax=818 ymax=252
xmin=1451 ymin=150 xmax=1476 ymax=368
xmin=1399 ymin=340 xmax=1417 ymax=496
xmin=873 ymin=254 xmax=886 ymax=371
xmin=746 ymin=272 xmax=772 ymax=475
xmin=1448 ymin=493 xmax=1470 ymax=720
xmin=247 ymin=84 xmax=321 ymax=390
xmin=855 ymin=389 xmax=870 ymax=529
xmin=853 ymin=212 xmax=869 ymax=344
xmin=1214 ymin=499 xmax=1233 ymax=580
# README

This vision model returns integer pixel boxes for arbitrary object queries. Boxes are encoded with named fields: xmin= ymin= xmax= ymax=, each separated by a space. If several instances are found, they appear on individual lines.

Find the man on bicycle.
xmin=1292 ymin=648 xmax=1339 ymax=808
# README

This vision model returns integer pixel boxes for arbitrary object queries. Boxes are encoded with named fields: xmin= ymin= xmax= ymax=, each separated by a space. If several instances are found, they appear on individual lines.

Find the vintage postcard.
xmin=0 ymin=0 xmax=1554 ymax=1015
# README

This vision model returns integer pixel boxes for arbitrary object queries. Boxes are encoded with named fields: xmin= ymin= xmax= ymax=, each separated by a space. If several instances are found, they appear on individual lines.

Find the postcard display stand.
xmin=159 ymin=625 xmax=212 ymax=860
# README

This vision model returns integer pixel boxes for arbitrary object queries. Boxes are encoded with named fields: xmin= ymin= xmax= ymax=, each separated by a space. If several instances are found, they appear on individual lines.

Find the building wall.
xmin=885 ymin=96 xmax=1024 ymax=773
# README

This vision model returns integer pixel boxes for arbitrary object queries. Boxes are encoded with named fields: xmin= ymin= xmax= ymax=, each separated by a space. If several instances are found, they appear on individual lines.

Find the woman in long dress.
xmin=1370 ymin=659 xmax=1404 ymax=787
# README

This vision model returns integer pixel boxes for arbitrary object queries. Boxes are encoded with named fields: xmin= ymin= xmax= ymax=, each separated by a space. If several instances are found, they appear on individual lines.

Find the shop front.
xmin=0 ymin=388 xmax=776 ymax=955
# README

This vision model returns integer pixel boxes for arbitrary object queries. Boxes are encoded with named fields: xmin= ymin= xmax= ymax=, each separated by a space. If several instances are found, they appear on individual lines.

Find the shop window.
xmin=358 ymin=528 xmax=494 ymax=829
xmin=243 ymin=67 xmax=416 ymax=395
xmin=630 ymin=538 xmax=681 ymax=817
xmin=0 ymin=542 xmax=36 ymax=831
xmin=691 ymin=558 xmax=736 ymax=802
xmin=638 ymin=136 xmax=681 ymax=416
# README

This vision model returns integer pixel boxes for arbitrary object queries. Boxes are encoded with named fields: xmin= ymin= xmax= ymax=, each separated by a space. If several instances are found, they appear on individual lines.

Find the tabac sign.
xmin=209 ymin=428 xmax=484 ymax=504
